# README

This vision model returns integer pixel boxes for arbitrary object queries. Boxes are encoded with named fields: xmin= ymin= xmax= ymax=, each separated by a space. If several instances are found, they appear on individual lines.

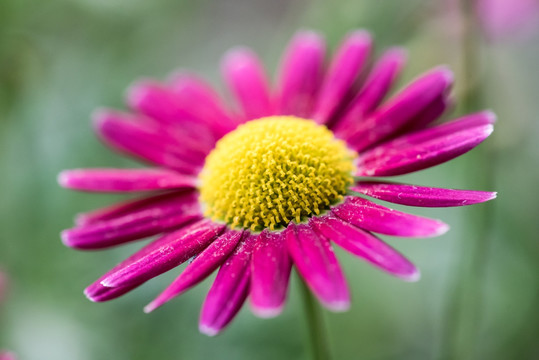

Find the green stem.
xmin=440 ymin=1 xmax=496 ymax=359
xmin=299 ymin=277 xmax=332 ymax=360
xmin=460 ymin=0 xmax=481 ymax=109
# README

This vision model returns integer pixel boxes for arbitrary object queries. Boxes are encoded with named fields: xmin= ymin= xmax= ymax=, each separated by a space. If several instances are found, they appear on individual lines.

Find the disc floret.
xmin=199 ymin=116 xmax=355 ymax=231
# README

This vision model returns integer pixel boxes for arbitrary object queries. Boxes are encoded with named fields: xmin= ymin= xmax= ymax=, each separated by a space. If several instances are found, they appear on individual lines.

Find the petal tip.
xmin=324 ymin=300 xmax=350 ymax=312
xmin=125 ymin=81 xmax=147 ymax=107
xmin=402 ymin=268 xmax=421 ymax=282
xmin=74 ymin=213 xmax=89 ymax=226
xmin=435 ymin=222 xmax=451 ymax=236
xmin=386 ymin=47 xmax=408 ymax=63
xmin=348 ymin=29 xmax=372 ymax=42
xmin=222 ymin=46 xmax=253 ymax=62
xmin=199 ymin=323 xmax=220 ymax=337
xmin=60 ymin=230 xmax=73 ymax=247
xmin=83 ymin=287 xmax=99 ymax=302
xmin=294 ymin=29 xmax=325 ymax=46
xmin=221 ymin=49 xmax=255 ymax=79
xmin=91 ymin=108 xmax=114 ymax=129
xmin=483 ymin=124 xmax=495 ymax=137
xmin=91 ymin=107 xmax=109 ymax=121
xmin=431 ymin=65 xmax=454 ymax=86
xmin=143 ymin=302 xmax=158 ymax=314
xmin=483 ymin=110 xmax=497 ymax=124
xmin=143 ymin=293 xmax=171 ymax=314
xmin=57 ymin=170 xmax=71 ymax=188
xmin=251 ymin=305 xmax=283 ymax=318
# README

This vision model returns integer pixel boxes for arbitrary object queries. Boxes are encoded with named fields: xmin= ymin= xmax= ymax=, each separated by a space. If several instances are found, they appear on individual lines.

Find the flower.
xmin=475 ymin=0 xmax=539 ymax=40
xmin=59 ymin=29 xmax=496 ymax=336
xmin=442 ymin=0 xmax=539 ymax=41
xmin=0 ymin=351 xmax=17 ymax=360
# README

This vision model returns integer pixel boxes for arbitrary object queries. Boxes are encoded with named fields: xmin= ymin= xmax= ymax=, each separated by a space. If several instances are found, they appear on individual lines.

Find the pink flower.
xmin=0 ymin=352 xmax=17 ymax=360
xmin=476 ymin=0 xmax=539 ymax=40
xmin=59 ymin=30 xmax=496 ymax=336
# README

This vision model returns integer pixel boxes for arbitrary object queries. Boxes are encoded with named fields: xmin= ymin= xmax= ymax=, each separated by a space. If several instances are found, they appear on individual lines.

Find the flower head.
xmin=59 ymin=30 xmax=496 ymax=336
xmin=200 ymin=116 xmax=355 ymax=231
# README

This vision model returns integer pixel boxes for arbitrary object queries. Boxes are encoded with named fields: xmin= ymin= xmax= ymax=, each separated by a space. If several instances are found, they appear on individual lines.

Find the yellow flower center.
xmin=199 ymin=116 xmax=355 ymax=231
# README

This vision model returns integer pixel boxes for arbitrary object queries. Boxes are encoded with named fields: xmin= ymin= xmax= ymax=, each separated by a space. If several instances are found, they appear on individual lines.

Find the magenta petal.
xmin=75 ymin=190 xmax=193 ymax=226
xmin=351 ymin=181 xmax=497 ymax=207
xmin=222 ymin=47 xmax=273 ymax=120
xmin=84 ymin=230 xmax=184 ymax=302
xmin=127 ymin=80 xmax=200 ymax=125
xmin=249 ymin=230 xmax=292 ymax=318
xmin=397 ymin=94 xmax=451 ymax=134
xmin=199 ymin=234 xmax=257 ymax=336
xmin=333 ymin=48 xmax=406 ymax=137
xmin=313 ymin=30 xmax=372 ymax=124
xmin=276 ymin=31 xmax=325 ymax=118
xmin=285 ymin=223 xmax=350 ymax=311
xmin=83 ymin=224 xmax=202 ymax=302
xmin=93 ymin=110 xmax=204 ymax=174
xmin=376 ymin=110 xmax=496 ymax=152
xmin=310 ymin=215 xmax=420 ymax=281
xmin=144 ymin=230 xmax=244 ymax=313
xmin=346 ymin=66 xmax=454 ymax=152
xmin=99 ymin=219 xmax=225 ymax=288
xmin=62 ymin=193 xmax=201 ymax=249
xmin=126 ymin=82 xmax=220 ymax=147
xmin=84 ymin=282 xmax=138 ymax=302
xmin=168 ymin=73 xmax=238 ymax=135
xmin=356 ymin=112 xmax=495 ymax=176
xmin=331 ymin=196 xmax=449 ymax=237
xmin=128 ymin=78 xmax=235 ymax=137
xmin=58 ymin=168 xmax=197 ymax=192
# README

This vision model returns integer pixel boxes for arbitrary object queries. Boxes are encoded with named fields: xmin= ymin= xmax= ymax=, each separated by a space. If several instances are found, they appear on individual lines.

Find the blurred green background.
xmin=0 ymin=0 xmax=538 ymax=359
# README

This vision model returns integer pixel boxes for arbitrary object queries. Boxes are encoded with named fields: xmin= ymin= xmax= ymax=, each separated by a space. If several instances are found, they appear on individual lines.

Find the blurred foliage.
xmin=0 ymin=0 xmax=538 ymax=359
